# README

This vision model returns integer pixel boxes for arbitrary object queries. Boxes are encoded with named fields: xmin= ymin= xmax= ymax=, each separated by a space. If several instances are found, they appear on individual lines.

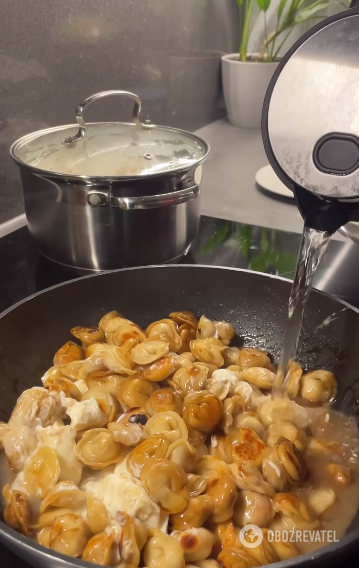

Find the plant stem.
xmin=239 ymin=0 xmax=255 ymax=62
xmin=271 ymin=28 xmax=293 ymax=60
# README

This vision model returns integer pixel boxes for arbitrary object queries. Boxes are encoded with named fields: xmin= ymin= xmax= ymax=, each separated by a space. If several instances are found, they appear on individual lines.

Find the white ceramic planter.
xmin=221 ymin=54 xmax=279 ymax=128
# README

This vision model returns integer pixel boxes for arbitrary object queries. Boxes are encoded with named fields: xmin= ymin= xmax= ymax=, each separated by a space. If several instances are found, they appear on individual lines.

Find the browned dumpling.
xmin=2 ymin=484 xmax=33 ymax=535
xmin=217 ymin=547 xmax=259 ymax=568
xmin=147 ymin=388 xmax=183 ymax=416
xmin=75 ymin=428 xmax=125 ymax=469
xmin=140 ymin=458 xmax=190 ymax=513
xmin=262 ymin=438 xmax=306 ymax=491
xmin=118 ymin=377 xmax=158 ymax=409
xmin=300 ymin=370 xmax=337 ymax=404
xmin=233 ymin=490 xmax=274 ymax=527
xmin=71 ymin=326 xmax=105 ymax=346
xmin=127 ymin=434 xmax=170 ymax=478
xmin=137 ymin=354 xmax=175 ymax=382
xmin=190 ymin=339 xmax=225 ymax=367
xmin=169 ymin=494 xmax=213 ymax=530
xmin=238 ymin=348 xmax=271 ymax=371
xmin=147 ymin=319 xmax=182 ymax=352
xmin=171 ymin=527 xmax=215 ymax=562
xmin=224 ymin=427 xmax=267 ymax=467
xmin=44 ymin=513 xmax=89 ymax=557
xmin=53 ymin=341 xmax=84 ymax=367
xmin=108 ymin=407 xmax=149 ymax=446
xmin=182 ymin=392 xmax=223 ymax=433
xmin=169 ymin=365 xmax=208 ymax=397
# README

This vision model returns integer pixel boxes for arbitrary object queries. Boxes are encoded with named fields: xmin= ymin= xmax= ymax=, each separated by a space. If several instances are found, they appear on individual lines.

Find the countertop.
xmin=196 ymin=119 xmax=345 ymax=240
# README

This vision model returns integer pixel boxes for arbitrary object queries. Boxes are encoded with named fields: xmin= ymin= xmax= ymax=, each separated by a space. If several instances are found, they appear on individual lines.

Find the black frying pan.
xmin=1 ymin=266 xmax=359 ymax=568
xmin=4 ymin=1 xmax=359 ymax=566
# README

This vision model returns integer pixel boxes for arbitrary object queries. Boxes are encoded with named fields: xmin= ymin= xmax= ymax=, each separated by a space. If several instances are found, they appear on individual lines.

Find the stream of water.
xmin=273 ymin=225 xmax=331 ymax=398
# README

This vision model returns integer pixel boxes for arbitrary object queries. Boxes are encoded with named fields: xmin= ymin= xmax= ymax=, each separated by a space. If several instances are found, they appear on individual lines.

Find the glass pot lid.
xmin=11 ymin=91 xmax=209 ymax=179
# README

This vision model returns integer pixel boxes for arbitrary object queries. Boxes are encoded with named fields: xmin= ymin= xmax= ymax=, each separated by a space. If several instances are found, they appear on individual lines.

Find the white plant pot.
xmin=221 ymin=54 xmax=279 ymax=129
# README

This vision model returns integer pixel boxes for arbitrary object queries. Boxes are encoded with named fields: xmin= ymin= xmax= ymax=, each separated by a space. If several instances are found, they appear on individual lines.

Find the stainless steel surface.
xmin=11 ymin=92 xmax=209 ymax=178
xmin=16 ymin=162 xmax=203 ymax=270
xmin=63 ymin=90 xmax=153 ymax=145
xmin=0 ymin=0 xmax=238 ymax=224
xmin=267 ymin=11 xmax=359 ymax=199
xmin=87 ymin=179 xmax=199 ymax=210
xmin=339 ymin=222 xmax=359 ymax=244
xmin=10 ymin=90 xmax=209 ymax=270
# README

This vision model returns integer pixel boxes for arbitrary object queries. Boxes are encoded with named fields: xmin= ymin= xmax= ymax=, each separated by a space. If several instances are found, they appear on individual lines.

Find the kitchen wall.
xmin=0 ymin=0 xmax=238 ymax=224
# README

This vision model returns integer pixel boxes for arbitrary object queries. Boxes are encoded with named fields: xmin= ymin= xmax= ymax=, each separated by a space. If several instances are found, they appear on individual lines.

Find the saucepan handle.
xmin=87 ymin=180 xmax=200 ymax=211
xmin=63 ymin=90 xmax=153 ymax=145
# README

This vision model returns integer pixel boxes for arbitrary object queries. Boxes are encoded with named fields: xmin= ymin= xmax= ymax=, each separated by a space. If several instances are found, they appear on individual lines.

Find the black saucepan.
xmin=0 ymin=266 xmax=359 ymax=568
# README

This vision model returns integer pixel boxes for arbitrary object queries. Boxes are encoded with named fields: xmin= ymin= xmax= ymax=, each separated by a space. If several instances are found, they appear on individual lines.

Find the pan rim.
xmin=0 ymin=263 xmax=359 ymax=568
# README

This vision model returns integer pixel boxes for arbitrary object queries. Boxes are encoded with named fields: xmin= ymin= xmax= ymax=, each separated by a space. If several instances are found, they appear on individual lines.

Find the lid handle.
xmin=63 ymin=90 xmax=153 ymax=145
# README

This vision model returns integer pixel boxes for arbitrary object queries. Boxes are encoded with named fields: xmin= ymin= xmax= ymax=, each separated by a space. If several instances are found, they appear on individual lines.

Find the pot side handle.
xmin=87 ymin=179 xmax=200 ymax=210
xmin=63 ymin=90 xmax=154 ymax=145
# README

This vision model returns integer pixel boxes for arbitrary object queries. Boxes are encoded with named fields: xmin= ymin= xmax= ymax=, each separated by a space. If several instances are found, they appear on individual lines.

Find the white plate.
xmin=255 ymin=164 xmax=294 ymax=199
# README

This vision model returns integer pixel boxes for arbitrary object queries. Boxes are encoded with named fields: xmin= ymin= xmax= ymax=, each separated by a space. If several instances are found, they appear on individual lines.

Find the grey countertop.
xmin=197 ymin=118 xmax=345 ymax=241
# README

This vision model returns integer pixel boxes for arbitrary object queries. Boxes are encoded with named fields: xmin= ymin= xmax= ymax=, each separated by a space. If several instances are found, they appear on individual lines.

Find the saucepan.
xmin=10 ymin=91 xmax=210 ymax=272
xmin=0 ymin=266 xmax=359 ymax=568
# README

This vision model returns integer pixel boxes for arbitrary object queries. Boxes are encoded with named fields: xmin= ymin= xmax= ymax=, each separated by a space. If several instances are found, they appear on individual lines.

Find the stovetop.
xmin=1 ymin=216 xmax=359 ymax=315
xmin=1 ymin=215 xmax=359 ymax=567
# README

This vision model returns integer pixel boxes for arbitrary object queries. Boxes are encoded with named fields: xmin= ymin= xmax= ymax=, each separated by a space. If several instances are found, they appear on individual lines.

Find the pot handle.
xmin=63 ymin=90 xmax=153 ymax=145
xmin=87 ymin=179 xmax=200 ymax=210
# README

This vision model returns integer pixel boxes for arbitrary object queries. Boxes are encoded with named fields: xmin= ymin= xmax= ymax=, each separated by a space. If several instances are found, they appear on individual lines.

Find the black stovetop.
xmin=1 ymin=215 xmax=359 ymax=567
xmin=2 ymin=216 xmax=359 ymax=315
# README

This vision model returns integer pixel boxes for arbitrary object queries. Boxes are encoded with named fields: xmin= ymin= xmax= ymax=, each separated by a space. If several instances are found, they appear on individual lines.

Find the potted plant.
xmin=222 ymin=0 xmax=349 ymax=128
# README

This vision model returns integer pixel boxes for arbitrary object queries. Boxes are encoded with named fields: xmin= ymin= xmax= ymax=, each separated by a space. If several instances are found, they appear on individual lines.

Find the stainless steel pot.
xmin=10 ymin=91 xmax=210 ymax=271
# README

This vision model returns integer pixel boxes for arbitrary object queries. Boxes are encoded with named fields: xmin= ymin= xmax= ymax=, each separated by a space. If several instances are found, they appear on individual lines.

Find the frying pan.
xmin=1 ymin=266 xmax=359 ymax=568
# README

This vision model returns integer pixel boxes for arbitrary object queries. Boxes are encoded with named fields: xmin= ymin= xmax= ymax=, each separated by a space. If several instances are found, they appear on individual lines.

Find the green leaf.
xmin=275 ymin=252 xmax=296 ymax=275
xmin=261 ymin=228 xmax=270 ymax=252
xmin=249 ymin=252 xmax=270 ymax=273
xmin=201 ymin=222 xmax=231 ymax=255
xmin=236 ymin=0 xmax=244 ymax=5
xmin=277 ymin=0 xmax=289 ymax=22
xmin=293 ymin=2 xmax=331 ymax=23
xmin=257 ymin=0 xmax=271 ymax=10
xmin=238 ymin=225 xmax=252 ymax=257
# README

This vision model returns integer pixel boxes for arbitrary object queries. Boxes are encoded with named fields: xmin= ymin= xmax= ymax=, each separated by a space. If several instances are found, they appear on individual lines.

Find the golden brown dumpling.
xmin=224 ymin=427 xmax=266 ymax=467
xmin=217 ymin=547 xmax=258 ymax=568
xmin=108 ymin=407 xmax=149 ymax=446
xmin=262 ymin=438 xmax=306 ymax=491
xmin=171 ymin=527 xmax=215 ymax=562
xmin=147 ymin=319 xmax=182 ymax=352
xmin=238 ymin=348 xmax=271 ymax=370
xmin=71 ymin=326 xmax=105 ymax=346
xmin=140 ymin=458 xmax=190 ymax=513
xmin=132 ymin=340 xmax=169 ymax=365
xmin=143 ymin=528 xmax=185 ymax=568
xmin=46 ymin=513 xmax=89 ymax=557
xmin=127 ymin=434 xmax=170 ymax=478
xmin=75 ymin=428 xmax=125 ymax=469
xmin=169 ymin=494 xmax=213 ymax=530
xmin=190 ymin=339 xmax=225 ymax=367
xmin=169 ymin=365 xmax=208 ymax=397
xmin=170 ymin=311 xmax=198 ymax=330
xmin=233 ymin=490 xmax=274 ymax=527
xmin=2 ymin=484 xmax=33 ymax=536
xmin=147 ymin=388 xmax=183 ymax=416
xmin=117 ymin=378 xmax=158 ymax=409
xmin=300 ymin=370 xmax=337 ymax=404
xmin=137 ymin=355 xmax=175 ymax=382
xmin=182 ymin=392 xmax=223 ymax=433
xmin=144 ymin=411 xmax=188 ymax=444
xmin=53 ymin=341 xmax=84 ymax=367
xmin=82 ymin=531 xmax=117 ymax=566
